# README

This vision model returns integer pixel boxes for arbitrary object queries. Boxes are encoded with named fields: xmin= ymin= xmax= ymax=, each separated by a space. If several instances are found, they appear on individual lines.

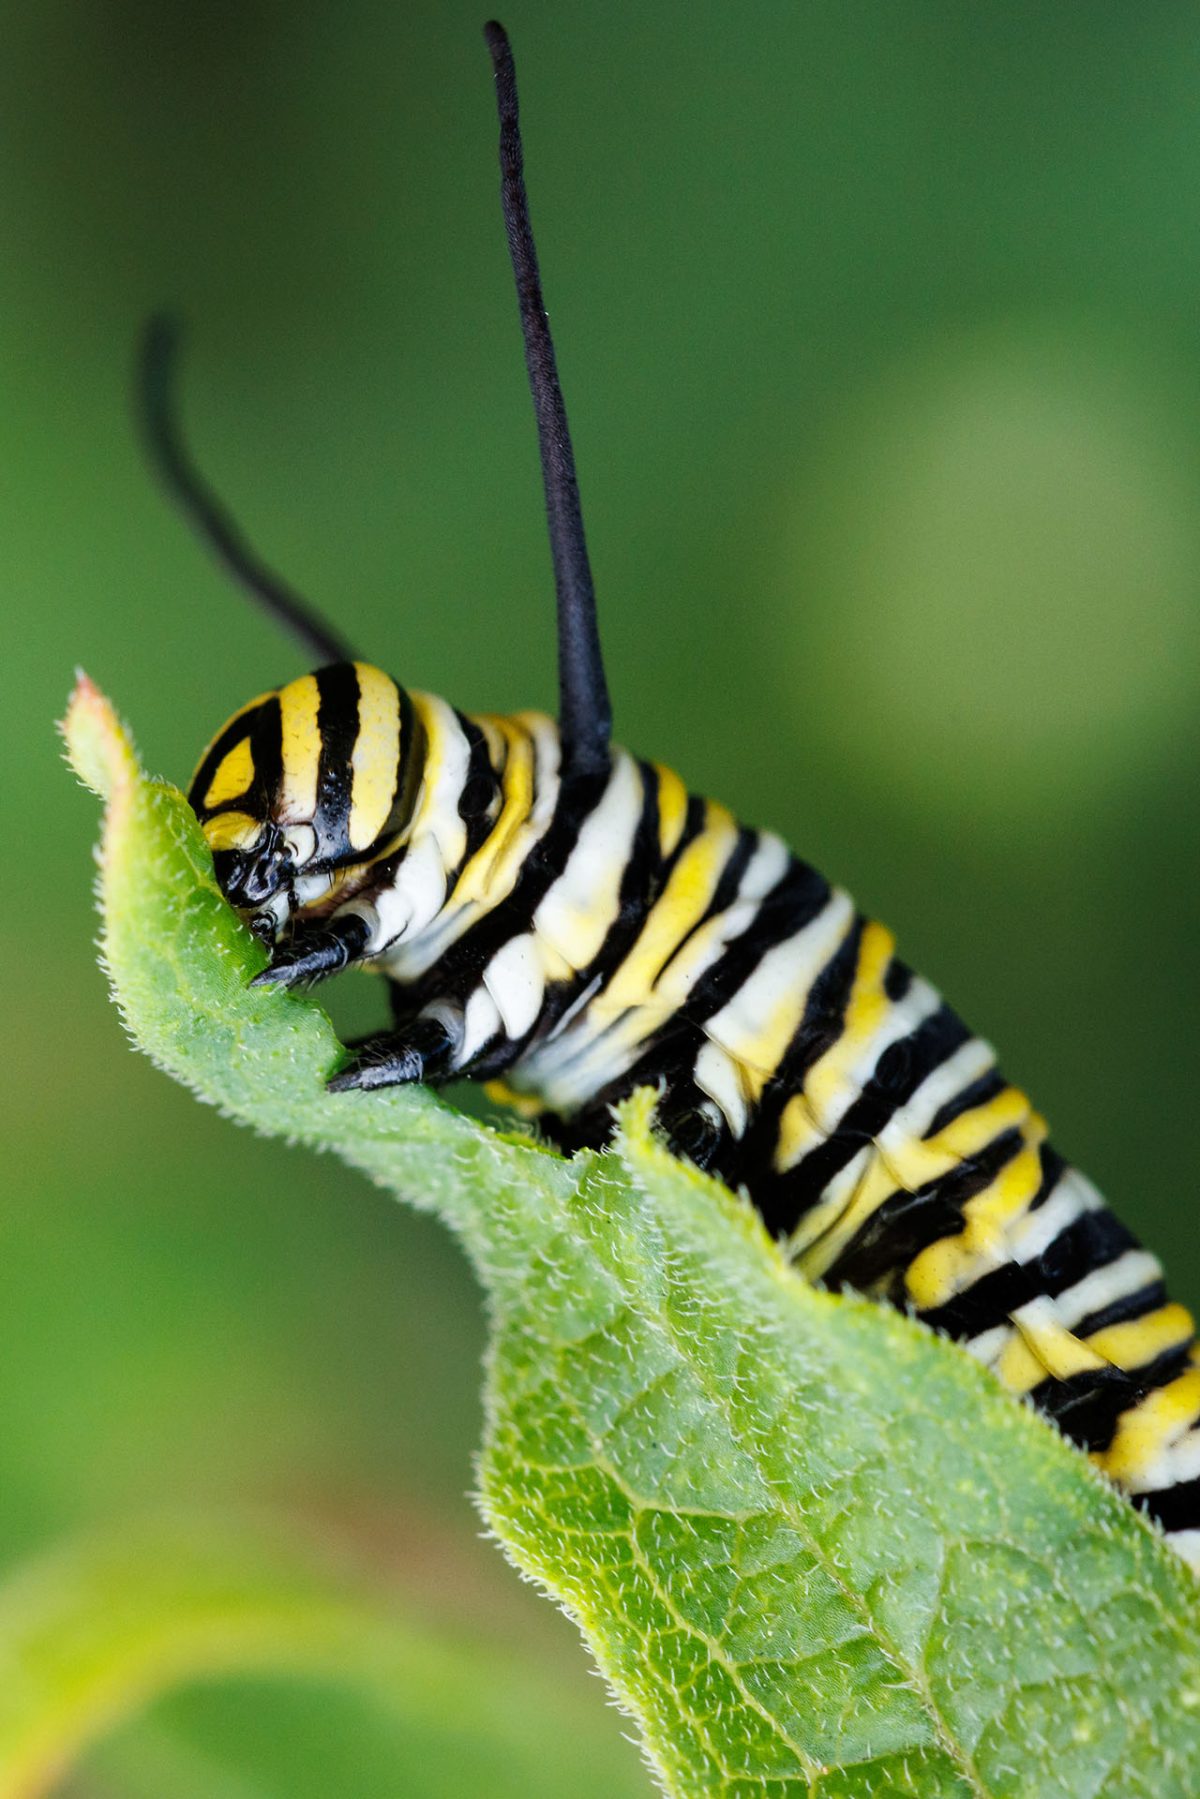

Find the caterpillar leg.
xmin=250 ymin=914 xmax=370 ymax=988
xmin=327 ymin=1014 xmax=458 ymax=1093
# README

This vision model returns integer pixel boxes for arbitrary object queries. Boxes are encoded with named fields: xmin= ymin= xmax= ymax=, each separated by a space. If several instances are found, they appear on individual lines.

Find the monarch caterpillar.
xmin=143 ymin=22 xmax=1200 ymax=1563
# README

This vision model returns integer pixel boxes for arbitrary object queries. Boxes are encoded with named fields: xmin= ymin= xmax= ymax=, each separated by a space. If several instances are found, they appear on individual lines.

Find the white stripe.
xmin=919 ymin=1171 xmax=1099 ymax=1341
xmin=962 ymin=1322 xmax=1013 ymax=1367
xmin=1050 ymin=1249 xmax=1163 ymax=1333
xmin=1128 ymin=1424 xmax=1200 ymax=1496
xmin=373 ymin=834 xmax=448 ymax=957
xmin=483 ymin=933 xmax=545 ymax=1041
xmin=533 ymin=750 xmax=643 ymax=971
xmin=1161 ymin=1526 xmax=1200 ymax=1568
xmin=784 ymin=1031 xmax=994 ymax=1205
xmin=824 ymin=975 xmax=944 ymax=1136
xmin=694 ymin=1040 xmax=748 ymax=1138
xmin=703 ymin=890 xmax=856 ymax=1075
xmin=739 ymin=832 xmax=791 ymax=902
xmin=416 ymin=692 xmax=472 ymax=871
xmin=782 ymin=1143 xmax=872 ymax=1260
xmin=382 ymin=712 xmax=563 ymax=979
xmin=648 ymin=835 xmax=793 ymax=1014
xmin=874 ymin=1036 xmax=997 ymax=1156
xmin=516 ymin=825 xmax=788 ymax=1110
xmin=459 ymin=985 xmax=502 ymax=1065
xmin=1006 ymin=1171 xmax=1098 ymax=1266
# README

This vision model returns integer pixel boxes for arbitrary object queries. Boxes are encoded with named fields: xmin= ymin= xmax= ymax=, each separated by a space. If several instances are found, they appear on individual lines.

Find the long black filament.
xmin=137 ymin=314 xmax=358 ymax=668
xmin=484 ymin=21 xmax=612 ymax=776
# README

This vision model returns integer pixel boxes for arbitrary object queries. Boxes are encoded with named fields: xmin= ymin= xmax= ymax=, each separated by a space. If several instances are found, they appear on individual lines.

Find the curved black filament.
xmin=137 ymin=314 xmax=357 ymax=667
xmin=484 ymin=20 xmax=612 ymax=776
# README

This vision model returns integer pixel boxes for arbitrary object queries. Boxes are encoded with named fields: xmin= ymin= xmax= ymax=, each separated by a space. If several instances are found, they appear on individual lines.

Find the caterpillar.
xmin=144 ymin=21 xmax=1200 ymax=1564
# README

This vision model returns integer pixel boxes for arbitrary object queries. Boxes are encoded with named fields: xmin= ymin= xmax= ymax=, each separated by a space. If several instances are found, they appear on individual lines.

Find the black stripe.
xmin=534 ymin=843 xmax=831 ymax=1098
xmin=884 ymin=955 xmax=913 ymax=1003
xmin=823 ymin=1124 xmax=1029 ymax=1294
xmin=1025 ymin=1142 xmax=1068 ymax=1212
xmin=453 ymin=712 xmax=502 ymax=870
xmin=387 ymin=682 xmax=423 ymax=843
xmin=447 ymin=769 xmax=737 ymax=1076
xmin=1030 ymin=1342 xmax=1194 ymax=1455
xmin=918 ymin=1179 xmax=1135 ymax=1340
xmin=652 ymin=821 xmax=759 ymax=988
xmin=670 ymin=861 xmax=836 ymax=1051
xmin=582 ymin=762 xmax=669 ymax=961
xmin=726 ymin=913 xmax=871 ymax=1237
xmin=312 ymin=663 xmax=361 ymax=863
xmin=770 ymin=914 xmax=867 ymax=1089
xmin=1137 ymin=1468 xmax=1200 ymax=1535
xmin=763 ymin=1003 xmax=975 ymax=1219
xmin=522 ymin=759 xmax=670 ymax=1048
xmin=246 ymin=695 xmax=284 ymax=822
xmin=188 ymin=694 xmax=277 ymax=816
xmin=1068 ymin=1279 xmax=1167 ymax=1344
xmin=924 ymin=1068 xmax=1010 ymax=1140
xmin=573 ymin=860 xmax=836 ymax=1192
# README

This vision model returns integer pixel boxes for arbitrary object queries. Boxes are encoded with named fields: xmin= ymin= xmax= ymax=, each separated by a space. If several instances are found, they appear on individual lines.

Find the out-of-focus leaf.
xmin=60 ymin=675 xmax=1200 ymax=1797
xmin=0 ymin=1514 xmax=644 ymax=1799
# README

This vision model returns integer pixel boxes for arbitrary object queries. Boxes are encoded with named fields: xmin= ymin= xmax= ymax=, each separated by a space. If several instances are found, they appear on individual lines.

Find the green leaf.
xmin=0 ymin=1513 xmax=645 ymax=1799
xmin=60 ymin=675 xmax=1200 ymax=1798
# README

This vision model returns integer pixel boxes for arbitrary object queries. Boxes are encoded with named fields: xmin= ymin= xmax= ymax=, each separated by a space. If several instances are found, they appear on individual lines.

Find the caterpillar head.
xmin=189 ymin=661 xmax=422 ymax=940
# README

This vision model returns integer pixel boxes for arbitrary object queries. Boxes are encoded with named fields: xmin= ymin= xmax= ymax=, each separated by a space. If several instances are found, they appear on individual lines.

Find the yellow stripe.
xmin=788 ymin=1146 xmax=878 ymax=1271
xmin=349 ymin=664 xmax=402 ymax=851
xmin=774 ymin=1091 xmax=827 ymax=1178
xmin=882 ymin=1083 xmax=1030 ymax=1195
xmin=801 ymin=921 xmax=895 ymax=1119
xmin=1084 ymin=1302 xmax=1194 ymax=1373
xmin=794 ymin=1151 xmax=901 ymax=1277
xmin=1096 ymin=1367 xmax=1200 ymax=1486
xmin=994 ymin=1314 xmax=1106 ymax=1395
xmin=770 ymin=917 xmax=890 ymax=1181
xmin=600 ymin=801 xmax=738 ymax=1014
xmin=203 ymin=736 xmax=255 ymax=810
xmin=790 ymin=1078 xmax=1029 ymax=1273
xmin=706 ymin=910 xmax=863 ymax=1114
xmin=189 ymin=688 xmax=273 ymax=795
xmin=202 ymin=811 xmax=262 ymax=853
xmin=747 ymin=922 xmax=888 ymax=1142
xmin=483 ymin=1078 xmax=546 ymax=1120
xmin=655 ymin=762 xmax=689 ymax=859
xmin=407 ymin=694 xmax=453 ymax=834
xmin=654 ymin=906 xmax=761 ymax=1015
xmin=452 ymin=717 xmax=536 ymax=907
xmin=532 ymin=753 xmax=642 ymax=971
xmin=277 ymin=673 xmax=322 ymax=822
xmin=903 ymin=1122 xmax=1048 ymax=1311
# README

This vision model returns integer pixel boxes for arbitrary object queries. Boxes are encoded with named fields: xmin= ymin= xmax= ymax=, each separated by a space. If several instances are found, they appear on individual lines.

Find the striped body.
xmin=191 ymin=662 xmax=1200 ymax=1564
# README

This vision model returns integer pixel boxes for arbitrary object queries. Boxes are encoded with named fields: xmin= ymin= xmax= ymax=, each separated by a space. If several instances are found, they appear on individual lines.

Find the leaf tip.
xmin=60 ymin=671 xmax=141 ymax=802
xmin=611 ymin=1086 xmax=662 ymax=1151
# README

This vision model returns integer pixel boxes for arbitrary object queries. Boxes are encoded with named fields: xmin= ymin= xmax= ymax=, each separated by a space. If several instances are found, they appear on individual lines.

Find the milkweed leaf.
xmin=60 ymin=674 xmax=1200 ymax=1798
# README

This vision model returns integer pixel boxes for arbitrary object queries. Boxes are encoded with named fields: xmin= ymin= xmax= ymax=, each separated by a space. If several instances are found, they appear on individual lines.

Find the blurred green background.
xmin=5 ymin=1 xmax=1200 ymax=1792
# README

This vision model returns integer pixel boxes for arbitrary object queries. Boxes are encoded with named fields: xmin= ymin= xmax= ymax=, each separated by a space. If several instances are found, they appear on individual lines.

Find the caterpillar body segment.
xmin=187 ymin=663 xmax=1200 ymax=1565
xmin=148 ymin=21 xmax=1200 ymax=1567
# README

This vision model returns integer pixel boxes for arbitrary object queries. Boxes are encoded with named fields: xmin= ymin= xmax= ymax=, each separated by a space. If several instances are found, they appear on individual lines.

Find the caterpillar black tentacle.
xmin=138 ymin=315 xmax=359 ymax=669
xmin=160 ymin=23 xmax=1200 ymax=1565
